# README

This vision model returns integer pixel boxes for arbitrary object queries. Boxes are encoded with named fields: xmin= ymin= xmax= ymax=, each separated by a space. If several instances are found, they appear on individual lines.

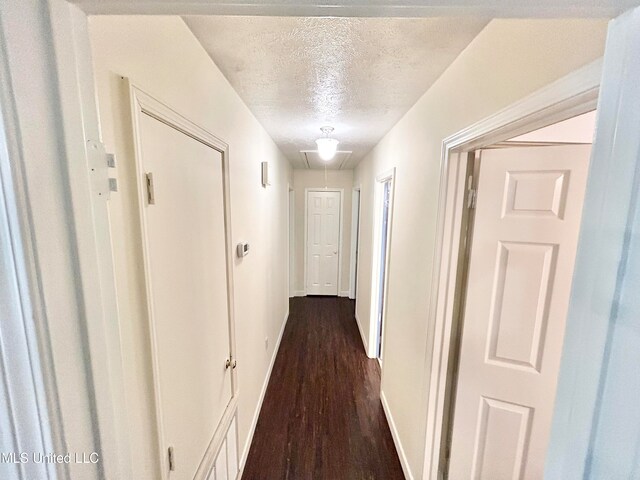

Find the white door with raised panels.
xmin=448 ymin=145 xmax=591 ymax=479
xmin=306 ymin=191 xmax=341 ymax=295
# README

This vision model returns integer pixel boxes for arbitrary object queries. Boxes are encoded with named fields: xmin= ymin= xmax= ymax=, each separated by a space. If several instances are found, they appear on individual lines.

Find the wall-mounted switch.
xmin=261 ymin=161 xmax=270 ymax=187
xmin=236 ymin=242 xmax=250 ymax=258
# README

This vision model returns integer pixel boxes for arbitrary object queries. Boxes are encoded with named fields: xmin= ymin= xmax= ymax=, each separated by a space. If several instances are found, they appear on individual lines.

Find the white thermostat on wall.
xmin=236 ymin=242 xmax=250 ymax=258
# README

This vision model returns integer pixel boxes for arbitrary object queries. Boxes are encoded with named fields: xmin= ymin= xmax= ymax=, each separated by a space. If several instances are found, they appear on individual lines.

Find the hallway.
xmin=242 ymin=297 xmax=404 ymax=479
xmin=6 ymin=5 xmax=640 ymax=480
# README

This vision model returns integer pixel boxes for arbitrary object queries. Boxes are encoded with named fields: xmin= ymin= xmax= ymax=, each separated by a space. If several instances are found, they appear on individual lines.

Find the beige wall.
xmin=353 ymin=18 xmax=608 ymax=478
xmin=292 ymin=169 xmax=353 ymax=296
xmin=89 ymin=16 xmax=292 ymax=479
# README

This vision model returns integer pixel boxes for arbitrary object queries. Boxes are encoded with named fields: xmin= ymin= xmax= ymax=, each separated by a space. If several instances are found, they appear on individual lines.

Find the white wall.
xmin=292 ymin=169 xmax=353 ymax=296
xmin=353 ymin=18 xmax=608 ymax=478
xmin=89 ymin=16 xmax=292 ymax=479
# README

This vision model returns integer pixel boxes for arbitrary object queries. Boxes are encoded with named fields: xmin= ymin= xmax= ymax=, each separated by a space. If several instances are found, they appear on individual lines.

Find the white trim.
xmin=339 ymin=290 xmax=351 ymax=297
xmin=127 ymin=84 xmax=239 ymax=480
xmin=0 ymin=70 xmax=56 ymax=480
xmin=48 ymin=5 xmax=130 ymax=476
xmin=293 ymin=290 xmax=307 ymax=297
xmin=288 ymin=186 xmax=295 ymax=298
xmin=368 ymin=168 xmax=396 ymax=360
xmin=381 ymin=390 xmax=414 ymax=480
xmin=238 ymin=311 xmax=290 ymax=477
xmin=354 ymin=312 xmax=369 ymax=353
xmin=421 ymin=59 xmax=602 ymax=480
xmin=303 ymin=187 xmax=345 ymax=296
xmin=0 ymin=2 xmax=129 ymax=478
xmin=73 ymin=0 xmax=630 ymax=18
xmin=349 ymin=187 xmax=361 ymax=299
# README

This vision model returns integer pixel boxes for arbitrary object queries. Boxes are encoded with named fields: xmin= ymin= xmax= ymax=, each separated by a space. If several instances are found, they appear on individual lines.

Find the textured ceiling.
xmin=184 ymin=16 xmax=489 ymax=169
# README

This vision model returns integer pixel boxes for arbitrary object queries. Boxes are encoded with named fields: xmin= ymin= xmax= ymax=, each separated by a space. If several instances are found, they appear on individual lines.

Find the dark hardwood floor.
xmin=242 ymin=296 xmax=404 ymax=480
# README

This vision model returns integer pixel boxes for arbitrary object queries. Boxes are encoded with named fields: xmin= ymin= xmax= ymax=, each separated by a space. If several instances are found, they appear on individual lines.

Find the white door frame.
xmin=303 ymin=187 xmax=344 ymax=296
xmin=128 ymin=84 xmax=239 ymax=480
xmin=421 ymin=59 xmax=602 ymax=480
xmin=0 ymin=2 xmax=130 ymax=479
xmin=369 ymin=169 xmax=396 ymax=361
xmin=289 ymin=186 xmax=295 ymax=298
xmin=349 ymin=186 xmax=361 ymax=300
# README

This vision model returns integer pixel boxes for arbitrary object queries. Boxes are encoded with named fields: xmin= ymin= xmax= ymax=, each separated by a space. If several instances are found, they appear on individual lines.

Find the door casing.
xmin=349 ymin=187 xmax=361 ymax=300
xmin=421 ymin=59 xmax=602 ymax=480
xmin=303 ymin=187 xmax=344 ymax=296
xmin=128 ymin=84 xmax=238 ymax=480
xmin=369 ymin=169 xmax=396 ymax=361
xmin=289 ymin=186 xmax=295 ymax=298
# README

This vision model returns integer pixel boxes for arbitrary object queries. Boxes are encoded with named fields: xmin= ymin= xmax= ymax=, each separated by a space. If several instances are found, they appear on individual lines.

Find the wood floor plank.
xmin=242 ymin=297 xmax=405 ymax=479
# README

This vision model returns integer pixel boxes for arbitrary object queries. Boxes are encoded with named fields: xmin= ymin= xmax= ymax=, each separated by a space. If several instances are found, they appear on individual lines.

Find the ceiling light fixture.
xmin=315 ymin=126 xmax=339 ymax=161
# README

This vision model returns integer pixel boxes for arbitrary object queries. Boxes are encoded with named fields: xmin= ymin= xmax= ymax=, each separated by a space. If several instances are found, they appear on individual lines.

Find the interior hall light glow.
xmin=316 ymin=126 xmax=339 ymax=161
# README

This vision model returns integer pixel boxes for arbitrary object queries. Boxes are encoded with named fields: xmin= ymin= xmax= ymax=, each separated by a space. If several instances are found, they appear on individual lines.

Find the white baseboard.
xmin=339 ymin=290 xmax=351 ymax=297
xmin=354 ymin=312 xmax=369 ymax=354
xmin=237 ymin=311 xmax=290 ymax=478
xmin=381 ymin=390 xmax=414 ymax=480
xmin=293 ymin=290 xmax=306 ymax=297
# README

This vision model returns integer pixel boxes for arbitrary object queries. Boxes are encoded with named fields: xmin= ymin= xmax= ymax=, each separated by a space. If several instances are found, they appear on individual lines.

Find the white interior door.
xmin=306 ymin=190 xmax=341 ymax=295
xmin=138 ymin=112 xmax=232 ymax=480
xmin=448 ymin=145 xmax=591 ymax=479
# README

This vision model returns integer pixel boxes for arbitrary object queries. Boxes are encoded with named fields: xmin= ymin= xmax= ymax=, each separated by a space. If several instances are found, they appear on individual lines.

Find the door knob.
xmin=333 ymin=251 xmax=338 ymax=255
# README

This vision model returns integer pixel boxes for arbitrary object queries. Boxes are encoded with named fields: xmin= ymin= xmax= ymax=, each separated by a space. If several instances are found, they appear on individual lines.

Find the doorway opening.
xmin=422 ymin=63 xmax=602 ymax=480
xmin=349 ymin=187 xmax=361 ymax=301
xmin=289 ymin=187 xmax=295 ymax=298
xmin=429 ymin=104 xmax=599 ymax=479
xmin=370 ymin=169 xmax=395 ymax=362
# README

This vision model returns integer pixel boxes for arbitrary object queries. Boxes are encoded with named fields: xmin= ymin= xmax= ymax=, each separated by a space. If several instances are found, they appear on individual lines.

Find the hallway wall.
xmin=89 ymin=16 xmax=292 ymax=479
xmin=353 ymin=18 xmax=609 ymax=478
xmin=292 ymin=169 xmax=353 ymax=297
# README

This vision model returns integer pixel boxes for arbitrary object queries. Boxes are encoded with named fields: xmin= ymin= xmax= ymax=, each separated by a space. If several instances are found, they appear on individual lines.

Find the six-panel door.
xmin=306 ymin=191 xmax=341 ymax=295
xmin=448 ymin=145 xmax=591 ymax=479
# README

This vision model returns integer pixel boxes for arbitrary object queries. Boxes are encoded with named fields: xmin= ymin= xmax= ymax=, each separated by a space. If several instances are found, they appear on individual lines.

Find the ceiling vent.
xmin=299 ymin=150 xmax=353 ymax=170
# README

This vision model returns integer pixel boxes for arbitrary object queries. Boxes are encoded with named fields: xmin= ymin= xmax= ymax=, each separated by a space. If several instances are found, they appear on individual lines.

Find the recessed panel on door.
xmin=487 ymin=241 xmax=557 ymax=372
xmin=471 ymin=397 xmax=533 ymax=480
xmin=448 ymin=145 xmax=591 ymax=480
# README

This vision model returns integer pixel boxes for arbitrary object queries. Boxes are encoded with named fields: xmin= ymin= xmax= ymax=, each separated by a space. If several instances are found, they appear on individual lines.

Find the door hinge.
xmin=467 ymin=188 xmax=477 ymax=209
xmin=145 ymin=172 xmax=155 ymax=205
xmin=168 ymin=446 xmax=175 ymax=472
xmin=88 ymin=139 xmax=119 ymax=200
xmin=107 ymin=153 xmax=117 ymax=192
